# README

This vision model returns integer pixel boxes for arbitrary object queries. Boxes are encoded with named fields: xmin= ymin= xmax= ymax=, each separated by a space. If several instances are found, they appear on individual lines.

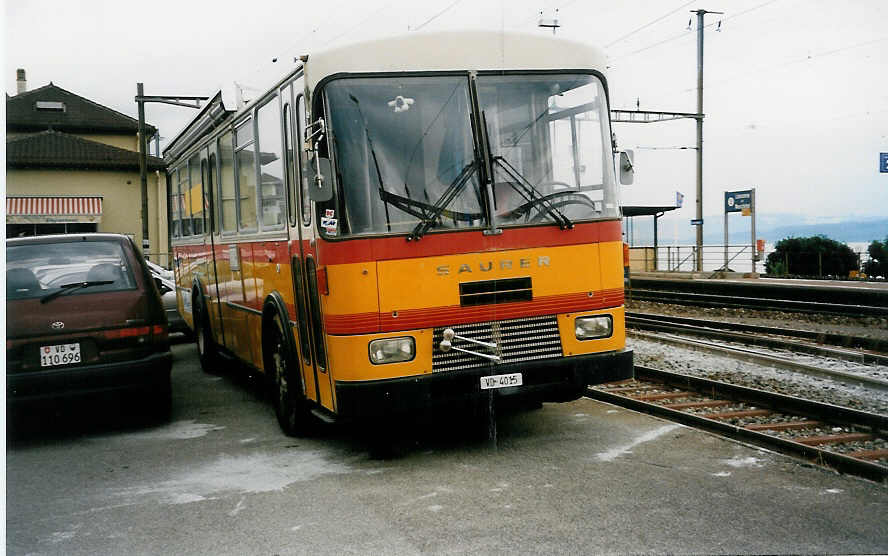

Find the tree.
xmin=765 ymin=235 xmax=859 ymax=277
xmin=863 ymin=236 xmax=888 ymax=278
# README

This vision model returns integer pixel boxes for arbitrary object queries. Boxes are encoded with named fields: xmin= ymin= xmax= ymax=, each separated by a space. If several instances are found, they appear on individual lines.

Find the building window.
xmin=35 ymin=101 xmax=65 ymax=112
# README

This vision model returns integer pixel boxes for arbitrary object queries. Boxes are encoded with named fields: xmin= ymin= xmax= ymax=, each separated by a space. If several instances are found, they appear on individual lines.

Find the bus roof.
xmin=305 ymin=31 xmax=607 ymax=92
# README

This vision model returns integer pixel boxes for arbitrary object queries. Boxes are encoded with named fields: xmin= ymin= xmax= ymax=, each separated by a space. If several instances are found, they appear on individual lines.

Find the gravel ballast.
xmin=626 ymin=300 xmax=888 ymax=416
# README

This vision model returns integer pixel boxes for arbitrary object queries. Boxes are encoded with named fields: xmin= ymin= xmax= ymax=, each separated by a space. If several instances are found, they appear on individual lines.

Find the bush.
xmin=765 ymin=235 xmax=859 ymax=277
xmin=863 ymin=237 xmax=888 ymax=278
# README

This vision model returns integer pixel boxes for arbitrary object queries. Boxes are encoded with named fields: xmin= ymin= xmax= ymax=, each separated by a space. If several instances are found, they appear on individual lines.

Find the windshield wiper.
xmin=492 ymin=156 xmax=573 ymax=230
xmin=40 ymin=280 xmax=114 ymax=304
xmin=407 ymin=162 xmax=479 ymax=241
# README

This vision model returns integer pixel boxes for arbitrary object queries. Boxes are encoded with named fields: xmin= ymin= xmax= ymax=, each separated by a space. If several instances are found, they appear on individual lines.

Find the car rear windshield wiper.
xmin=40 ymin=280 xmax=114 ymax=304
xmin=407 ymin=161 xmax=479 ymax=241
xmin=492 ymin=156 xmax=573 ymax=230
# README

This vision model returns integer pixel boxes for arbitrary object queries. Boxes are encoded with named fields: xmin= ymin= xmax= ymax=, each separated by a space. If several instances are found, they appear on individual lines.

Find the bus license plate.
xmin=40 ymin=343 xmax=81 ymax=367
xmin=480 ymin=372 xmax=522 ymax=390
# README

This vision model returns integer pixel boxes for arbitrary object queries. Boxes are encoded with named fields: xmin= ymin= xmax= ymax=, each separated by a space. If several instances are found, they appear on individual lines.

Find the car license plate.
xmin=480 ymin=372 xmax=522 ymax=390
xmin=40 ymin=343 xmax=81 ymax=367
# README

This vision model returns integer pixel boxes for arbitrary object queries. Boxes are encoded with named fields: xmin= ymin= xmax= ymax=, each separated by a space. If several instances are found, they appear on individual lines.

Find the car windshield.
xmin=6 ymin=240 xmax=136 ymax=300
xmin=323 ymin=73 xmax=618 ymax=238
xmin=476 ymin=73 xmax=619 ymax=226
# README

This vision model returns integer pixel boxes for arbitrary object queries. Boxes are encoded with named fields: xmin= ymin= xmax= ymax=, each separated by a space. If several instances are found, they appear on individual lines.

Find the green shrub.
xmin=765 ymin=235 xmax=858 ymax=277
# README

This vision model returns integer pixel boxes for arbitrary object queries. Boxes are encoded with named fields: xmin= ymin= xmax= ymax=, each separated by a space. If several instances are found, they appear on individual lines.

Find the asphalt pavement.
xmin=6 ymin=339 xmax=888 ymax=555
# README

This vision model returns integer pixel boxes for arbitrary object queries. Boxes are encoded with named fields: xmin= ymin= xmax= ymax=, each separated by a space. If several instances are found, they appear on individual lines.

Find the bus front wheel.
xmin=268 ymin=314 xmax=311 ymax=436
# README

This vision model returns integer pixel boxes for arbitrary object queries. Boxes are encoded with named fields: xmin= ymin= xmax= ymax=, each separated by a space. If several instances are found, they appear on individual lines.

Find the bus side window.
xmin=218 ymin=131 xmax=236 ymax=233
xmin=283 ymin=103 xmax=297 ymax=228
xmin=169 ymin=169 xmax=180 ymax=238
xmin=178 ymin=165 xmax=192 ymax=236
xmin=291 ymin=256 xmax=312 ymax=365
xmin=304 ymin=257 xmax=327 ymax=369
xmin=204 ymin=152 xmax=219 ymax=234
xmin=296 ymin=95 xmax=311 ymax=226
xmin=256 ymin=96 xmax=286 ymax=230
xmin=235 ymin=118 xmax=257 ymax=231
xmin=190 ymin=153 xmax=203 ymax=235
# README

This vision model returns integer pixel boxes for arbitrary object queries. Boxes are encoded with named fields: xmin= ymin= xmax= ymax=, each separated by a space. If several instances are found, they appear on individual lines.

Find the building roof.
xmin=6 ymin=83 xmax=156 ymax=135
xmin=6 ymin=130 xmax=165 ymax=171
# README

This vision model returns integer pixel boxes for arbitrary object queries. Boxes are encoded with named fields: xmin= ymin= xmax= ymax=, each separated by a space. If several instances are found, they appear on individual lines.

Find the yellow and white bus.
xmin=166 ymin=31 xmax=633 ymax=435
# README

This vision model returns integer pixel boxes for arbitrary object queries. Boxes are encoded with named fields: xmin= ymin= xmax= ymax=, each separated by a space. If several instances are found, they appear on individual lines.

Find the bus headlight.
xmin=575 ymin=315 xmax=613 ymax=340
xmin=369 ymin=337 xmax=416 ymax=365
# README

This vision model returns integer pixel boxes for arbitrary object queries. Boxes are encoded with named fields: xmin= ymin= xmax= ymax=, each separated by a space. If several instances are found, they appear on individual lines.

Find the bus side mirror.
xmin=619 ymin=150 xmax=634 ymax=185
xmin=308 ymin=156 xmax=334 ymax=202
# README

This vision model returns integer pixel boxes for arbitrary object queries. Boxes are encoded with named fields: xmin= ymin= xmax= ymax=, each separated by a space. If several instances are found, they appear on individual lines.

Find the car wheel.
xmin=195 ymin=300 xmax=220 ymax=374
xmin=268 ymin=313 xmax=311 ymax=436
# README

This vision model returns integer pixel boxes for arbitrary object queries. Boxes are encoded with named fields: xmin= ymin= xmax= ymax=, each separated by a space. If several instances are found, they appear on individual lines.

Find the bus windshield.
xmin=324 ymin=72 xmax=618 ymax=238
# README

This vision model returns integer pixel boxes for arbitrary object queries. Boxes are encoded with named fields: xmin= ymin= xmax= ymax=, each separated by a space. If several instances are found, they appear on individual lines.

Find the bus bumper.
xmin=334 ymin=349 xmax=633 ymax=418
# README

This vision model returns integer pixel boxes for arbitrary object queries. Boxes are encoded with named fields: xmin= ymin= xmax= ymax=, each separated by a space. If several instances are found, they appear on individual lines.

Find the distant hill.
xmin=625 ymin=213 xmax=887 ymax=245
xmin=765 ymin=219 xmax=887 ymax=243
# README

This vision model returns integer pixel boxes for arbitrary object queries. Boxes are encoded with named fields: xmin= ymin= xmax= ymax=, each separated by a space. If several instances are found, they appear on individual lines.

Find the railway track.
xmin=627 ymin=312 xmax=888 ymax=364
xmin=588 ymin=366 xmax=888 ymax=482
xmin=628 ymin=288 xmax=888 ymax=318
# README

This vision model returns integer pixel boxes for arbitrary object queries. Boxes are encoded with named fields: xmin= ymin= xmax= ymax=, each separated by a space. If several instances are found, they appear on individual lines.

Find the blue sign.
xmin=725 ymin=190 xmax=753 ymax=213
xmin=690 ymin=218 xmax=703 ymax=225
xmin=881 ymin=153 xmax=888 ymax=173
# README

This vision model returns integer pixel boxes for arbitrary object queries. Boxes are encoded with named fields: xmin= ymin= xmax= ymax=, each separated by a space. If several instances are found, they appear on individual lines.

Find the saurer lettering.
xmin=437 ymin=256 xmax=550 ymax=276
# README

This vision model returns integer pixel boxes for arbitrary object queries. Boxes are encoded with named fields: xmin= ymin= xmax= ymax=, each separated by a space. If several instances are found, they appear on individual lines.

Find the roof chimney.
xmin=16 ymin=68 xmax=27 ymax=95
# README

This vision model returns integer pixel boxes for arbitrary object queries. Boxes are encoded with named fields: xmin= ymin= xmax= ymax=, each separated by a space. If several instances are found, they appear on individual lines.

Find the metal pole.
xmin=695 ymin=10 xmax=705 ymax=272
xmin=724 ymin=207 xmax=729 ymax=271
xmin=750 ymin=188 xmax=756 ymax=274
xmin=653 ymin=213 xmax=659 ymax=271
xmin=137 ymin=83 xmax=149 ymax=253
xmin=691 ymin=9 xmax=722 ymax=272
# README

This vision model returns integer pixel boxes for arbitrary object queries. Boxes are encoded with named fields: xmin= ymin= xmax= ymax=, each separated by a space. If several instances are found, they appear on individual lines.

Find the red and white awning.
xmin=6 ymin=196 xmax=103 ymax=224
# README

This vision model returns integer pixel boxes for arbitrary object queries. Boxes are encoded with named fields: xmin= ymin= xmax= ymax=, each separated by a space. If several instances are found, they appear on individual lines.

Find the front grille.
xmin=432 ymin=315 xmax=563 ymax=373
xmin=459 ymin=277 xmax=532 ymax=306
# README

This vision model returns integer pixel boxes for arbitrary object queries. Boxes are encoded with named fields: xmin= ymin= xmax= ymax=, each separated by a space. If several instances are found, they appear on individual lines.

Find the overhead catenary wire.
xmin=412 ymin=0 xmax=463 ymax=31
xmin=605 ymin=0 xmax=696 ymax=48
xmin=643 ymin=35 xmax=888 ymax=103
xmin=609 ymin=0 xmax=781 ymax=65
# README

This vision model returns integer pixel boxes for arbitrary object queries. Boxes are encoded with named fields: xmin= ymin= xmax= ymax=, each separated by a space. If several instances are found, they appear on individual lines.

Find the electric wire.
xmin=412 ymin=0 xmax=464 ymax=31
xmin=605 ymin=0 xmax=696 ymax=48
xmin=609 ymin=0 xmax=781 ymax=64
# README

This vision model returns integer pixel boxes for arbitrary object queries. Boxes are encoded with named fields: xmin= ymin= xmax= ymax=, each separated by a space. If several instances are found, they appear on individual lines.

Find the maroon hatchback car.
xmin=6 ymin=234 xmax=172 ymax=419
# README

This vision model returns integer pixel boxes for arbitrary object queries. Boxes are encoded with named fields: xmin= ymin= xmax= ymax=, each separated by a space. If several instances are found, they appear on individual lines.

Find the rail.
xmin=588 ymin=366 xmax=888 ymax=482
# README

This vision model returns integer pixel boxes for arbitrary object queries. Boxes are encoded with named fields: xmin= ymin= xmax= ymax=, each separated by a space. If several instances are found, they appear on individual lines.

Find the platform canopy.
xmin=621 ymin=205 xmax=680 ymax=217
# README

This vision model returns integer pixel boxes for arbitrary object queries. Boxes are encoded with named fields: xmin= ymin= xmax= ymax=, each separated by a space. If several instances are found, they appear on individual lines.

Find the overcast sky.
xmin=5 ymin=0 xmax=887 ymax=227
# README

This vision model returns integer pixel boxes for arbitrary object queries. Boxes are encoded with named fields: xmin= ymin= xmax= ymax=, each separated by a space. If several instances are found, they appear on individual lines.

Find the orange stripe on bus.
xmin=324 ymin=288 xmax=624 ymax=334
xmin=316 ymin=221 xmax=621 ymax=265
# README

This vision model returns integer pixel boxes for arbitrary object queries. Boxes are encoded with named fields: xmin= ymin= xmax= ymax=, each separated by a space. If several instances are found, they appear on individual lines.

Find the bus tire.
xmin=267 ymin=313 xmax=310 ymax=436
xmin=195 ymin=296 xmax=220 ymax=374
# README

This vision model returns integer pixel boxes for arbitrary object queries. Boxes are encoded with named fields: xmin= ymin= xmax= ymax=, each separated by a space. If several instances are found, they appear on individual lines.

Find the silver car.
xmin=148 ymin=266 xmax=188 ymax=336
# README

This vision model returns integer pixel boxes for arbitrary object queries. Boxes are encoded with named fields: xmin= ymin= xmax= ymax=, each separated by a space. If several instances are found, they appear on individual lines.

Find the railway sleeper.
xmin=592 ymin=374 xmax=888 ymax=480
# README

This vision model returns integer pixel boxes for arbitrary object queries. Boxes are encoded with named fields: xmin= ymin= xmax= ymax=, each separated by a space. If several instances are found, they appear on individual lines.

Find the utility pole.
xmin=135 ymin=85 xmax=209 ymax=259
xmin=137 ymin=83 xmax=149 ymax=253
xmin=692 ymin=8 xmax=722 ymax=272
